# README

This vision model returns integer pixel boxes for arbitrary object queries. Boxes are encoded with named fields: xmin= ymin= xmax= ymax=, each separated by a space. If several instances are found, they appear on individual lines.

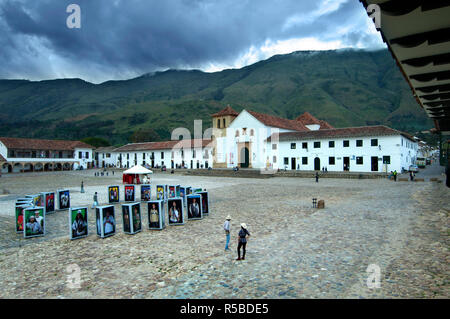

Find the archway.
xmin=13 ymin=163 xmax=23 ymax=173
xmin=2 ymin=163 xmax=12 ymax=173
xmin=314 ymin=157 xmax=320 ymax=171
xmin=240 ymin=147 xmax=249 ymax=168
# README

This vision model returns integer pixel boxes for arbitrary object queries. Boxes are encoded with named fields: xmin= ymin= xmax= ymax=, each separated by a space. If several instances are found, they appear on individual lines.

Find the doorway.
xmin=291 ymin=158 xmax=296 ymax=170
xmin=240 ymin=147 xmax=249 ymax=168
xmin=371 ymin=157 xmax=378 ymax=172
xmin=314 ymin=157 xmax=320 ymax=171
xmin=343 ymin=157 xmax=350 ymax=171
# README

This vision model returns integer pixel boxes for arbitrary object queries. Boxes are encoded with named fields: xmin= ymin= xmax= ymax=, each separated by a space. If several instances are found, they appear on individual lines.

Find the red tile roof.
xmin=319 ymin=120 xmax=334 ymax=129
xmin=0 ymin=137 xmax=93 ymax=151
xmin=114 ymin=139 xmax=213 ymax=152
xmin=296 ymin=112 xmax=322 ymax=125
xmin=247 ymin=110 xmax=308 ymax=131
xmin=267 ymin=125 xmax=417 ymax=142
xmin=212 ymin=106 xmax=239 ymax=117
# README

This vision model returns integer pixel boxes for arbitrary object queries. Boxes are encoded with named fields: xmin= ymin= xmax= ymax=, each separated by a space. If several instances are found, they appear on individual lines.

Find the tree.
xmin=81 ymin=137 xmax=111 ymax=148
xmin=129 ymin=128 xmax=161 ymax=143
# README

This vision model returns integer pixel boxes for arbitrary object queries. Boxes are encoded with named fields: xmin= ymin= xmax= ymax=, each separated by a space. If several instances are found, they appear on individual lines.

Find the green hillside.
xmin=0 ymin=49 xmax=432 ymax=145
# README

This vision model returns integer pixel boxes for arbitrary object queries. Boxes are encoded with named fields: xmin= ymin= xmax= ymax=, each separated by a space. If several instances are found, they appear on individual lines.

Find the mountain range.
xmin=0 ymin=48 xmax=432 ymax=146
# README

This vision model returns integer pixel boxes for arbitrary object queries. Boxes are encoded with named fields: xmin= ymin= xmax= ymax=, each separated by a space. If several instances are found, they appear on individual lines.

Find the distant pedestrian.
xmin=393 ymin=170 xmax=397 ymax=182
xmin=112 ymin=171 xmax=114 ymax=176
xmin=92 ymin=192 xmax=98 ymax=209
xmin=410 ymin=171 xmax=415 ymax=181
xmin=315 ymin=172 xmax=319 ymax=183
xmin=445 ymin=164 xmax=449 ymax=188
xmin=223 ymin=215 xmax=231 ymax=251
xmin=325 ymin=167 xmax=328 ymax=173
xmin=236 ymin=223 xmax=250 ymax=260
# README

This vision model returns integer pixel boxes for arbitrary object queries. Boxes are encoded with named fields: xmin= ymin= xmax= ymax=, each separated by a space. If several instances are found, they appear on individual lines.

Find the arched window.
xmin=235 ymin=130 xmax=239 ymax=137
xmin=223 ymin=118 xmax=226 ymax=128
xmin=217 ymin=119 xmax=221 ymax=128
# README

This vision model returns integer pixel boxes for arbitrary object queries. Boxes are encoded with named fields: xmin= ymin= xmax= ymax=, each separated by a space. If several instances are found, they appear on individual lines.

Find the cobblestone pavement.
xmin=0 ymin=168 xmax=448 ymax=298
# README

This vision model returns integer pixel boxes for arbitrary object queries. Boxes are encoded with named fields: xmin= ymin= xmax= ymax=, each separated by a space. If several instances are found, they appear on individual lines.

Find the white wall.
xmin=116 ymin=147 xmax=213 ymax=169
xmin=74 ymin=148 xmax=94 ymax=169
xmin=268 ymin=135 xmax=416 ymax=173
xmin=218 ymin=110 xmax=295 ymax=168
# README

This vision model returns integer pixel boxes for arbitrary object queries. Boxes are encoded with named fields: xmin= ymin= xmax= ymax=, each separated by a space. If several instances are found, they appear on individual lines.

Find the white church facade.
xmin=211 ymin=106 xmax=418 ymax=173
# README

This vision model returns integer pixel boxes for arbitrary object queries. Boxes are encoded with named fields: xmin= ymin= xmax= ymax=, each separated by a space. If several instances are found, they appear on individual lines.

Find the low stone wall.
xmin=184 ymin=169 xmax=389 ymax=179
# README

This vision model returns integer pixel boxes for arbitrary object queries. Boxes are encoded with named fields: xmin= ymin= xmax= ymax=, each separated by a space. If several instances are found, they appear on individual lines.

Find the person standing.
xmin=393 ymin=170 xmax=397 ymax=182
xmin=236 ymin=223 xmax=250 ymax=261
xmin=315 ymin=172 xmax=319 ymax=183
xmin=92 ymin=192 xmax=98 ymax=209
xmin=410 ymin=171 xmax=415 ymax=181
xmin=223 ymin=215 xmax=231 ymax=251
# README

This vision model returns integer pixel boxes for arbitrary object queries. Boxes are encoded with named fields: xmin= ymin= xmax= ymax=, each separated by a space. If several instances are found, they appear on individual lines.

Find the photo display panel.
xmin=69 ymin=207 xmax=88 ymax=240
xmin=168 ymin=198 xmax=184 ymax=225
xmin=24 ymin=207 xmax=45 ymax=238
xmin=187 ymin=194 xmax=202 ymax=220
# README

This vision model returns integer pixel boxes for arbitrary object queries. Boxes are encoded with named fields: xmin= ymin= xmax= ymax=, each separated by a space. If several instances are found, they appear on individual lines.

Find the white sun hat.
xmin=240 ymin=223 xmax=247 ymax=229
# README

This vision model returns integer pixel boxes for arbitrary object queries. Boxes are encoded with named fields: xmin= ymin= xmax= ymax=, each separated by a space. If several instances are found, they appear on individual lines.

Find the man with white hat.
xmin=223 ymin=215 xmax=231 ymax=251
xmin=236 ymin=223 xmax=250 ymax=260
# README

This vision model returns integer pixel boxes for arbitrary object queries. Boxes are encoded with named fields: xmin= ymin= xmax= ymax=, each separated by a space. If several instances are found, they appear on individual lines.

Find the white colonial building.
xmin=0 ymin=137 xmax=94 ymax=173
xmin=112 ymin=139 xmax=214 ymax=169
xmin=211 ymin=106 xmax=417 ymax=173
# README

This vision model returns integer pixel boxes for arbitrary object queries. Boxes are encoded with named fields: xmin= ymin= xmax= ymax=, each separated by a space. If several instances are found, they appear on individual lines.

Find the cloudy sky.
xmin=0 ymin=0 xmax=385 ymax=83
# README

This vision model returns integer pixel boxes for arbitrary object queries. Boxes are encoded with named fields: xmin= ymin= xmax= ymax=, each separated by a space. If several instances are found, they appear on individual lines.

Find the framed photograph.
xmin=124 ymin=185 xmax=135 ymax=202
xmin=131 ymin=203 xmax=142 ymax=233
xmin=42 ymin=192 xmax=55 ymax=214
xmin=57 ymin=190 xmax=71 ymax=210
xmin=185 ymin=187 xmax=192 ymax=196
xmin=69 ymin=207 xmax=88 ymax=240
xmin=122 ymin=204 xmax=131 ymax=234
xmin=198 ymin=191 xmax=210 ymax=215
xmin=187 ymin=194 xmax=202 ymax=220
xmin=24 ymin=207 xmax=45 ymax=238
xmin=168 ymin=198 xmax=184 ymax=225
xmin=15 ymin=204 xmax=31 ymax=233
xmin=156 ymin=185 xmax=165 ymax=200
xmin=96 ymin=205 xmax=116 ymax=238
xmin=147 ymin=200 xmax=165 ymax=230
xmin=141 ymin=185 xmax=151 ymax=201
xmin=175 ymin=185 xmax=181 ymax=197
xmin=180 ymin=187 xmax=186 ymax=206
xmin=122 ymin=203 xmax=142 ymax=234
xmin=168 ymin=185 xmax=176 ymax=198
xmin=26 ymin=194 xmax=44 ymax=207
xmin=108 ymin=186 xmax=120 ymax=204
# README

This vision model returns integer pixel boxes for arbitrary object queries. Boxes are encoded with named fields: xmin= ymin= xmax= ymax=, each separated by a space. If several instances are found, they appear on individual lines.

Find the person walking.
xmin=236 ymin=223 xmax=250 ymax=261
xmin=393 ymin=170 xmax=397 ymax=182
xmin=92 ymin=192 xmax=98 ymax=209
xmin=223 ymin=215 xmax=231 ymax=251
xmin=315 ymin=172 xmax=319 ymax=183
xmin=410 ymin=170 xmax=415 ymax=181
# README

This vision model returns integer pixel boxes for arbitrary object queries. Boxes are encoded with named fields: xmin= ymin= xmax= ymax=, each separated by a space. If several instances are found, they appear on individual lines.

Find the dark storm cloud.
xmin=0 ymin=0 xmax=384 ymax=83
